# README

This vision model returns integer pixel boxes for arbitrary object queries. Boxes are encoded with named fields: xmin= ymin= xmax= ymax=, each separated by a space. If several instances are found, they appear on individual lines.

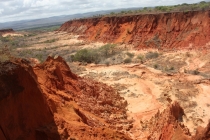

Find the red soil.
xmin=0 ymin=57 xmax=210 ymax=139
xmin=59 ymin=10 xmax=210 ymax=49
xmin=0 ymin=57 xmax=131 ymax=140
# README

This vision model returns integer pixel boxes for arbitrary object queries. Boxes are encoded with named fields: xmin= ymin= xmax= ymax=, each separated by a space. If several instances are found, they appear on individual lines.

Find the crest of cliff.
xmin=59 ymin=10 xmax=210 ymax=49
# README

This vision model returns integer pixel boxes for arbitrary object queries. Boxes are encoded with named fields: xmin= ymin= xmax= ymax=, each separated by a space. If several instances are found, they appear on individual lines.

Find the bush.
xmin=105 ymin=61 xmax=110 ymax=66
xmin=145 ymin=52 xmax=159 ymax=59
xmin=192 ymin=69 xmax=200 ymax=75
xmin=71 ymin=44 xmax=117 ymax=64
xmin=124 ymin=58 xmax=132 ymax=63
xmin=126 ymin=52 xmax=134 ymax=58
xmin=99 ymin=44 xmax=116 ymax=57
xmin=72 ymin=49 xmax=99 ymax=63
xmin=137 ymin=54 xmax=144 ymax=61
xmin=43 ymin=39 xmax=57 ymax=43
xmin=154 ymin=64 xmax=159 ymax=69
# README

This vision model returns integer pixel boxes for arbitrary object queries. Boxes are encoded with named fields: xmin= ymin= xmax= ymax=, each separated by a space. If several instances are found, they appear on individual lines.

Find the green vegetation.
xmin=42 ymin=39 xmax=57 ymax=43
xmin=124 ymin=58 xmax=132 ymax=63
xmin=0 ymin=36 xmax=27 ymax=49
xmin=71 ymin=44 xmax=117 ymax=64
xmin=126 ymin=52 xmax=134 ymax=58
xmin=0 ymin=46 xmax=10 ymax=62
xmin=106 ymin=1 xmax=210 ymax=16
xmin=71 ymin=49 xmax=99 ymax=63
xmin=153 ymin=64 xmax=159 ymax=69
xmin=24 ymin=25 xmax=61 ymax=32
xmin=137 ymin=54 xmax=145 ymax=61
xmin=145 ymin=52 xmax=159 ymax=59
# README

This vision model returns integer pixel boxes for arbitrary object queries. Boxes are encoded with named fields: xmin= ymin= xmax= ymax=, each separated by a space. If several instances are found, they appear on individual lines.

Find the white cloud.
xmin=0 ymin=0 xmax=205 ymax=22
xmin=0 ymin=9 xmax=4 ymax=14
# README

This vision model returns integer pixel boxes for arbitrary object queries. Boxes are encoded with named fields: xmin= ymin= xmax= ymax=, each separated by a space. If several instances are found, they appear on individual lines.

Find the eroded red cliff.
xmin=0 ymin=57 xmax=210 ymax=139
xmin=0 ymin=57 xmax=131 ymax=140
xmin=59 ymin=10 xmax=210 ymax=49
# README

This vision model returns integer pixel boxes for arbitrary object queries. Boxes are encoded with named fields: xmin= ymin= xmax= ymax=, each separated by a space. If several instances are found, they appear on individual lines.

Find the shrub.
xmin=192 ymin=69 xmax=200 ymax=75
xmin=137 ymin=54 xmax=144 ymax=60
xmin=105 ymin=61 xmax=110 ymax=66
xmin=99 ymin=44 xmax=116 ymax=57
xmin=126 ymin=52 xmax=134 ymax=58
xmin=0 ymin=54 xmax=9 ymax=62
xmin=170 ymin=66 xmax=175 ymax=70
xmin=0 ymin=46 xmax=10 ymax=62
xmin=72 ymin=49 xmax=99 ymax=63
xmin=145 ymin=52 xmax=159 ymax=59
xmin=124 ymin=58 xmax=132 ymax=63
xmin=43 ymin=39 xmax=57 ymax=43
xmin=71 ymin=44 xmax=117 ymax=64
xmin=154 ymin=64 xmax=159 ymax=69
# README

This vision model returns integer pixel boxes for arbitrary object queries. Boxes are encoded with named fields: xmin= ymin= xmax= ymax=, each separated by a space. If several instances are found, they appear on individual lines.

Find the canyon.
xmin=59 ymin=10 xmax=210 ymax=50
xmin=0 ymin=10 xmax=210 ymax=140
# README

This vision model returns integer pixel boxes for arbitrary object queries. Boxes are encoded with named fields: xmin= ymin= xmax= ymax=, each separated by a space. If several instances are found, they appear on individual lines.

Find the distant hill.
xmin=0 ymin=7 xmax=143 ymax=30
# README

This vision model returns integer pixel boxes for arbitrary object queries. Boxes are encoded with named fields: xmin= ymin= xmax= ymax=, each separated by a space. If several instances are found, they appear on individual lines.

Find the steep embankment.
xmin=0 ymin=57 xmax=131 ymax=140
xmin=59 ymin=10 xmax=210 ymax=49
xmin=0 ymin=57 xmax=210 ymax=139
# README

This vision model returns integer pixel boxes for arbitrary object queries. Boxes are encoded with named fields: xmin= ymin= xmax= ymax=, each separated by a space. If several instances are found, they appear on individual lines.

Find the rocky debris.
xmin=139 ymin=101 xmax=210 ymax=140
xmin=140 ymin=102 xmax=191 ymax=140
xmin=59 ymin=10 xmax=210 ymax=50
xmin=193 ymin=121 xmax=210 ymax=140
xmin=0 ymin=56 xmax=132 ymax=140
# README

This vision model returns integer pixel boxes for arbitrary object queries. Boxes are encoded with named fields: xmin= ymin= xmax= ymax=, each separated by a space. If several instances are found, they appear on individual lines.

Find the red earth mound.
xmin=0 ymin=57 xmax=131 ymax=140
xmin=59 ymin=10 xmax=210 ymax=50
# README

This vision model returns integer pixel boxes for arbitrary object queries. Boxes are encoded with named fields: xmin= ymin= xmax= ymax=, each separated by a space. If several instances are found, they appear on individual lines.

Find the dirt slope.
xmin=59 ymin=10 xmax=210 ymax=49
xmin=0 ymin=56 xmax=210 ymax=139
xmin=0 ymin=57 xmax=131 ymax=140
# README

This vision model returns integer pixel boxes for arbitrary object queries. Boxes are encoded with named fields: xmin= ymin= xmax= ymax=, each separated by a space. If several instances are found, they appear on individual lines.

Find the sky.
xmin=0 ymin=0 xmax=205 ymax=23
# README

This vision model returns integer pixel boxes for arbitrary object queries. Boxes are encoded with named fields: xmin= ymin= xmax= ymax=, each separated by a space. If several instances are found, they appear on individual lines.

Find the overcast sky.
xmin=0 ymin=0 xmax=205 ymax=23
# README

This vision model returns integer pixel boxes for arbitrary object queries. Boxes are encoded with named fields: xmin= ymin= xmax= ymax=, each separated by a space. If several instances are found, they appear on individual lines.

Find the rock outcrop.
xmin=193 ymin=121 xmax=210 ymax=140
xmin=0 ymin=57 xmax=131 ymax=140
xmin=142 ymin=102 xmax=191 ymax=140
xmin=59 ymin=10 xmax=210 ymax=49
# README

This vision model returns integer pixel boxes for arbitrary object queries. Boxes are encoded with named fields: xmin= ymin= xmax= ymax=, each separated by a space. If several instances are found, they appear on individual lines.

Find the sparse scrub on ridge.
xmin=105 ymin=1 xmax=210 ymax=16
